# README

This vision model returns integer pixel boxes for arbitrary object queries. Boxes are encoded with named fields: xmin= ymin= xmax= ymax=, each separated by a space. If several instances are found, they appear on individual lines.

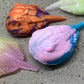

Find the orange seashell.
xmin=6 ymin=3 xmax=66 ymax=37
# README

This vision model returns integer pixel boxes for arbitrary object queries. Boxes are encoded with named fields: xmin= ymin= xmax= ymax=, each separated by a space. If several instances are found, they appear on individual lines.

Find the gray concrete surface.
xmin=0 ymin=0 xmax=84 ymax=84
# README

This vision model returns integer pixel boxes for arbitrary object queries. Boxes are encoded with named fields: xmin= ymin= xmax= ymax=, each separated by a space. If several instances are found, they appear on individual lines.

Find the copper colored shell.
xmin=6 ymin=3 xmax=66 ymax=37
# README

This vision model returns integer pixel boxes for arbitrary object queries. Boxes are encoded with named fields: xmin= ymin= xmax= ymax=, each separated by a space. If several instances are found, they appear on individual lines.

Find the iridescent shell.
xmin=6 ymin=3 xmax=66 ymax=37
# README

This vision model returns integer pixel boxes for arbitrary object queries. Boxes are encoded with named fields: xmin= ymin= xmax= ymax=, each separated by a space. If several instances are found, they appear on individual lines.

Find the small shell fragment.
xmin=45 ymin=0 xmax=84 ymax=15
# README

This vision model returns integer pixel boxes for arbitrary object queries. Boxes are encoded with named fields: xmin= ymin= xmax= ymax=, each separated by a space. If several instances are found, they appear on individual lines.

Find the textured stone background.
xmin=0 ymin=0 xmax=84 ymax=84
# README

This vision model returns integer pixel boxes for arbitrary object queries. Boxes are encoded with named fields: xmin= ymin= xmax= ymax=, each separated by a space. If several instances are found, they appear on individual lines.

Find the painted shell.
xmin=6 ymin=3 xmax=66 ymax=37
xmin=0 ymin=37 xmax=38 ymax=76
xmin=45 ymin=0 xmax=84 ymax=15
xmin=29 ymin=22 xmax=84 ymax=65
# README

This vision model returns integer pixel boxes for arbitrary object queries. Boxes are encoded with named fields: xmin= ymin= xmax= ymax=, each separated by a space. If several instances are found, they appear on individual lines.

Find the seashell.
xmin=29 ymin=21 xmax=84 ymax=65
xmin=6 ymin=3 xmax=66 ymax=37
xmin=45 ymin=0 xmax=84 ymax=15
xmin=0 ymin=37 xmax=38 ymax=76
